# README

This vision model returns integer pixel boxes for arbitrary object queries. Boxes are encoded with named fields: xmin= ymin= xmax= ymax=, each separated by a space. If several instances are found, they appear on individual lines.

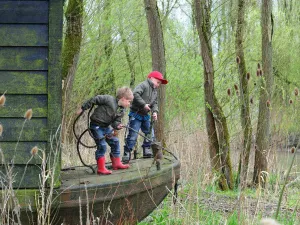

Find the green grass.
xmin=139 ymin=174 xmax=299 ymax=225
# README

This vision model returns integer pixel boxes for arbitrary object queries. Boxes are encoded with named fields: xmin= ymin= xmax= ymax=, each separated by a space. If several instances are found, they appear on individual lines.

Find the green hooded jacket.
xmin=81 ymin=95 xmax=125 ymax=129
xmin=130 ymin=79 xmax=158 ymax=115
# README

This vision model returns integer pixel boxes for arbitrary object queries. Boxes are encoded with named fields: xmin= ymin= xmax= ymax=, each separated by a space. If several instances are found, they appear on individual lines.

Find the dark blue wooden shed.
xmin=0 ymin=0 xmax=64 ymax=188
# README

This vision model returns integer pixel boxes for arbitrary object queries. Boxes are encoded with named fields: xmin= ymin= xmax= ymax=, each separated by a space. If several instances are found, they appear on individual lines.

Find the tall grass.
xmin=0 ymin=107 xmax=62 ymax=225
xmin=137 ymin=117 xmax=300 ymax=225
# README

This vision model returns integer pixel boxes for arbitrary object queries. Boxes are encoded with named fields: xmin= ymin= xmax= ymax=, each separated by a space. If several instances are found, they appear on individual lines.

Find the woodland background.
xmin=61 ymin=0 xmax=300 ymax=224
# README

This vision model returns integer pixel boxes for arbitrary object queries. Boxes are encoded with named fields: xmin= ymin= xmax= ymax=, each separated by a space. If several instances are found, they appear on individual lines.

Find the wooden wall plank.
xmin=0 ymin=47 xmax=48 ymax=70
xmin=0 ymin=118 xmax=48 ymax=141
xmin=0 ymin=165 xmax=42 ymax=188
xmin=0 ymin=95 xmax=47 ymax=117
xmin=48 ymin=0 xmax=63 ymax=132
xmin=0 ymin=24 xmax=48 ymax=46
xmin=0 ymin=1 xmax=48 ymax=24
xmin=48 ymin=0 xmax=64 ymax=188
xmin=0 ymin=142 xmax=46 ymax=164
xmin=0 ymin=71 xmax=47 ymax=94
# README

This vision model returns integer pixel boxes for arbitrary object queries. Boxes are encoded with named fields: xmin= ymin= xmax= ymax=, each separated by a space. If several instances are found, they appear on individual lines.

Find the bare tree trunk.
xmin=61 ymin=0 xmax=83 ymax=143
xmin=144 ymin=0 xmax=167 ymax=143
xmin=194 ymin=0 xmax=233 ymax=190
xmin=61 ymin=0 xmax=83 ymax=80
xmin=214 ymin=99 xmax=234 ymax=190
xmin=235 ymin=0 xmax=252 ymax=189
xmin=253 ymin=0 xmax=273 ymax=187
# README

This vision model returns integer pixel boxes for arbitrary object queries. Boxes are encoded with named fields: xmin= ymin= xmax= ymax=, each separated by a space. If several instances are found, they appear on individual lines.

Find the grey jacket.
xmin=81 ymin=95 xmax=124 ymax=129
xmin=130 ymin=79 xmax=158 ymax=115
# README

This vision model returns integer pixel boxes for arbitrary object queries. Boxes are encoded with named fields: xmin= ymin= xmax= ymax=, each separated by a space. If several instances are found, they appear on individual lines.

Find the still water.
xmin=231 ymin=149 xmax=300 ymax=176
xmin=274 ymin=150 xmax=300 ymax=174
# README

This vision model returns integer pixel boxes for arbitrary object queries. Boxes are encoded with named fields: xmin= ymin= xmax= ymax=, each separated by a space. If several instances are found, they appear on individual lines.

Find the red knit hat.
xmin=147 ymin=71 xmax=168 ymax=84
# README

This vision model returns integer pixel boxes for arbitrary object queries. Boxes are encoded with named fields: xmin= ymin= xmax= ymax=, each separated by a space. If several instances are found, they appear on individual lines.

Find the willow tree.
xmin=194 ymin=0 xmax=233 ymax=190
xmin=61 ymin=0 xmax=83 ymax=142
xmin=144 ymin=0 xmax=167 ymax=142
xmin=253 ymin=0 xmax=273 ymax=187
xmin=235 ymin=0 xmax=252 ymax=189
xmin=117 ymin=10 xmax=136 ymax=89
xmin=97 ymin=0 xmax=115 ymax=95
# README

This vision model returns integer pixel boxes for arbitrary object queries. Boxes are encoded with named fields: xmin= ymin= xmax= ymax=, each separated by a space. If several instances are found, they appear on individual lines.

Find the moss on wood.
xmin=0 ymin=24 xmax=48 ymax=46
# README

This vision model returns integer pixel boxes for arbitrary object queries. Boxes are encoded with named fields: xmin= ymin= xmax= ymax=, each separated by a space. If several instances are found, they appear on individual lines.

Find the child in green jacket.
xmin=77 ymin=87 xmax=133 ymax=175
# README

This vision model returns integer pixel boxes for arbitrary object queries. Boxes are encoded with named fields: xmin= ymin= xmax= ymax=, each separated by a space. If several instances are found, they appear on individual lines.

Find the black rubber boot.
xmin=122 ymin=151 xmax=131 ymax=163
xmin=143 ymin=147 xmax=153 ymax=158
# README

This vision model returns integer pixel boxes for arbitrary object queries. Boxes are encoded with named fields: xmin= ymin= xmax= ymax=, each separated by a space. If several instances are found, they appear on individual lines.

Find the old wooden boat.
xmin=59 ymin=156 xmax=179 ymax=224
xmin=16 ymin=155 xmax=180 ymax=225
xmin=0 ymin=1 xmax=180 ymax=224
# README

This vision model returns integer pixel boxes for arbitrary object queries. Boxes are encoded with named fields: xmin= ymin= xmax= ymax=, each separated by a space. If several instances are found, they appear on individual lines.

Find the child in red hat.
xmin=122 ymin=71 xmax=168 ymax=162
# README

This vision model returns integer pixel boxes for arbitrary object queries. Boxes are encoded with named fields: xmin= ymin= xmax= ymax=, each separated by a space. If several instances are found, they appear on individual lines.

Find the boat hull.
xmin=19 ymin=156 xmax=180 ymax=225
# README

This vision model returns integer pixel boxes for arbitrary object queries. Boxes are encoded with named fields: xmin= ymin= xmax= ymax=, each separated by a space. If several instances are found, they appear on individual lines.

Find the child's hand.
xmin=76 ymin=108 xmax=83 ymax=115
xmin=113 ymin=129 xmax=119 ymax=136
xmin=144 ymin=104 xmax=151 ymax=111
xmin=117 ymin=124 xmax=124 ymax=130
xmin=152 ymin=112 xmax=158 ymax=120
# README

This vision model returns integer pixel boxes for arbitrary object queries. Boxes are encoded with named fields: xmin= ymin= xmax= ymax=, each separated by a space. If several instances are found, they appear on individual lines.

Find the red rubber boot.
xmin=97 ymin=157 xmax=112 ymax=175
xmin=110 ymin=154 xmax=130 ymax=170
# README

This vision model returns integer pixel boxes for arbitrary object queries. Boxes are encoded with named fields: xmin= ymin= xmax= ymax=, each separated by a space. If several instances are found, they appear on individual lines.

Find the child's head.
xmin=116 ymin=86 xmax=133 ymax=108
xmin=147 ymin=71 xmax=168 ymax=88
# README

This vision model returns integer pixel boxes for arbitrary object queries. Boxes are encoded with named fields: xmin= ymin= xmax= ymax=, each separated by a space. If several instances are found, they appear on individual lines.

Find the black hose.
xmin=76 ymin=129 xmax=96 ymax=173
xmin=73 ymin=107 xmax=96 ymax=148
xmin=73 ymin=106 xmax=97 ymax=173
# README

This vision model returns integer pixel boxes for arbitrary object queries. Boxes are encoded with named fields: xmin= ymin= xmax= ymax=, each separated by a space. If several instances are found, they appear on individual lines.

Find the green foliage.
xmin=226 ymin=211 xmax=239 ymax=225
xmin=268 ymin=172 xmax=280 ymax=190
xmin=276 ymin=213 xmax=300 ymax=225
xmin=69 ymin=0 xmax=300 ymax=134
xmin=74 ymin=0 xmax=151 ymax=100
